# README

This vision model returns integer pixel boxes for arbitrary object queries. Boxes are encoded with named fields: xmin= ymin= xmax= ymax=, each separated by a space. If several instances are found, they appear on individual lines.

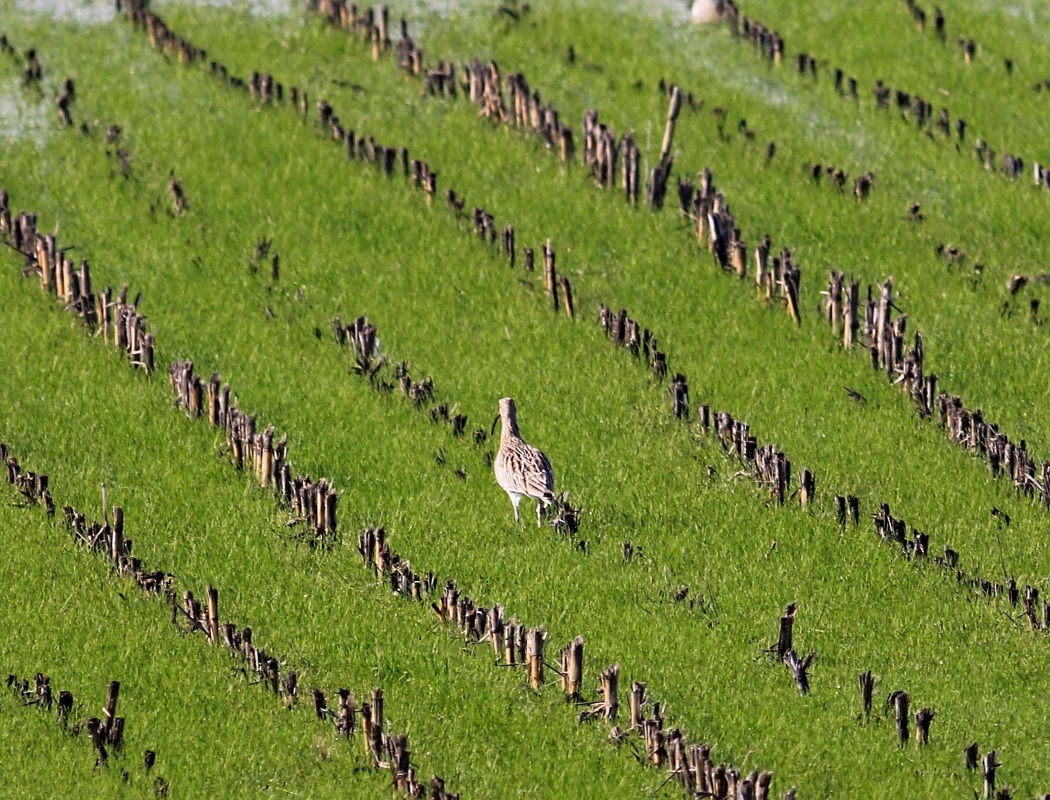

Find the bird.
xmin=492 ymin=397 xmax=555 ymax=526
xmin=844 ymin=386 xmax=868 ymax=404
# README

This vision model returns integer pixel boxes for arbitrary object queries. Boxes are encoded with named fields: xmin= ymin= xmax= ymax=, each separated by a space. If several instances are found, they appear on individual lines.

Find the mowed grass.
xmin=1 ymin=1 xmax=1050 ymax=797
xmin=0 ymin=291 xmax=653 ymax=799
xmin=137 ymin=0 xmax=1050 ymax=579
xmin=0 ymin=492 xmax=411 ymax=800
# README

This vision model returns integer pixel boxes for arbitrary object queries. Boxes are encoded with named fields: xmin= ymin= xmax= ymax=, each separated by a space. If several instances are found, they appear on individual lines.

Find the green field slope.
xmin=2 ymin=1 xmax=1050 ymax=797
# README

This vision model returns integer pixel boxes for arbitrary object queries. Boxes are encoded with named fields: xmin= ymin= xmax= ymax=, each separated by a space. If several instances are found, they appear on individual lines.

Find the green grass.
xmin=2 ymin=1 xmax=1050 ymax=797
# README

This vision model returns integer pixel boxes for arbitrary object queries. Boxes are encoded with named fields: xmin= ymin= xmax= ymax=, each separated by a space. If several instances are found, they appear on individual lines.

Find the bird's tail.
xmin=541 ymin=492 xmax=556 ymax=508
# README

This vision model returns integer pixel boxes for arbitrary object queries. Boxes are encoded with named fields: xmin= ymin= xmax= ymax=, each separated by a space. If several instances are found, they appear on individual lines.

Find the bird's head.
xmin=492 ymin=397 xmax=518 ymax=436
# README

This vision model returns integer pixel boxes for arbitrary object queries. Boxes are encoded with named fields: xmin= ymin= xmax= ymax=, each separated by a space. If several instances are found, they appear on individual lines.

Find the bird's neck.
xmin=500 ymin=412 xmax=520 ymax=442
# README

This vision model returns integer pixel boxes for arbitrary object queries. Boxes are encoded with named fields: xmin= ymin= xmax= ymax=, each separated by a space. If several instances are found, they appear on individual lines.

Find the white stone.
xmin=690 ymin=0 xmax=720 ymax=25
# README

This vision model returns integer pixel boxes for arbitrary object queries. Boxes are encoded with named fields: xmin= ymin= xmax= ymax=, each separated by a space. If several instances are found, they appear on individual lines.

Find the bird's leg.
xmin=511 ymin=494 xmax=522 ymax=525
xmin=536 ymin=499 xmax=543 ymax=528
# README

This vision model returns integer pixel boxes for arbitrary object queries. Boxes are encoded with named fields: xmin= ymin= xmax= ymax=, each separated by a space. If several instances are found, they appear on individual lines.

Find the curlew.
xmin=492 ymin=397 xmax=555 ymax=526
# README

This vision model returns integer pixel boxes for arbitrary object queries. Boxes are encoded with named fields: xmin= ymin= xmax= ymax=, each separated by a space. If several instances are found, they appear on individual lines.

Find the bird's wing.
xmin=496 ymin=442 xmax=555 ymax=499
xmin=521 ymin=446 xmax=555 ymax=498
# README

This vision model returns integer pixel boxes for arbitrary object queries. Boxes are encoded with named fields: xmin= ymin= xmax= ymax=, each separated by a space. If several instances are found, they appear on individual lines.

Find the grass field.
xmin=3 ymin=0 xmax=1050 ymax=797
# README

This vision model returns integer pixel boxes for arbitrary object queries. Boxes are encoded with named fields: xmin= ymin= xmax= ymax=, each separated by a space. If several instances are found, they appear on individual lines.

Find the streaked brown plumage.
xmin=493 ymin=397 xmax=555 ymax=526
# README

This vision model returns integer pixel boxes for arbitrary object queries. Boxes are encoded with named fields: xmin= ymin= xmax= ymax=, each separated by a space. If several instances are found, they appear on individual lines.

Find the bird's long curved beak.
xmin=490 ymin=413 xmax=500 ymax=436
